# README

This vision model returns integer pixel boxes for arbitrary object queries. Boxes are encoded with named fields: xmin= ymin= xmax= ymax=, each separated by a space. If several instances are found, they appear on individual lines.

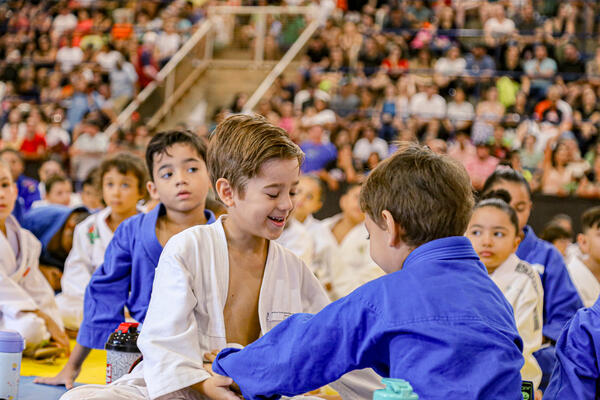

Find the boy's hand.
xmin=193 ymin=376 xmax=240 ymax=400
xmin=34 ymin=363 xmax=80 ymax=389
xmin=204 ymin=351 xmax=242 ymax=396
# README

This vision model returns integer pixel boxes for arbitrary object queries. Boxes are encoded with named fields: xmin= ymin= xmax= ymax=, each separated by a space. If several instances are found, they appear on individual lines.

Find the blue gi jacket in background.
xmin=77 ymin=204 xmax=215 ymax=349
xmin=16 ymin=174 xmax=40 ymax=212
xmin=213 ymin=237 xmax=524 ymax=400
xmin=516 ymin=225 xmax=583 ymax=341
xmin=544 ymin=296 xmax=600 ymax=399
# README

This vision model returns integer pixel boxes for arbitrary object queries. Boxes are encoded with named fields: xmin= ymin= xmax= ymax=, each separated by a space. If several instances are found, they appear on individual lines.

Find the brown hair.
xmin=45 ymin=175 xmax=70 ymax=195
xmin=208 ymin=114 xmax=304 ymax=195
xmin=360 ymin=142 xmax=474 ymax=247
xmin=582 ymin=206 xmax=600 ymax=232
xmin=96 ymin=153 xmax=149 ymax=200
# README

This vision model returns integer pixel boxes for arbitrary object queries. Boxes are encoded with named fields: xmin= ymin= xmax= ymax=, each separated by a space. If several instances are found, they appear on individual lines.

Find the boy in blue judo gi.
xmin=35 ymin=130 xmax=215 ymax=389
xmin=210 ymin=142 xmax=525 ymax=400
xmin=482 ymin=168 xmax=583 ymax=389
xmin=22 ymin=204 xmax=90 ymax=290
xmin=544 ymin=295 xmax=600 ymax=399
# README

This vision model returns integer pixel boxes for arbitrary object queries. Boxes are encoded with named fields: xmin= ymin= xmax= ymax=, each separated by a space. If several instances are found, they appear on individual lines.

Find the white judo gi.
xmin=0 ymin=215 xmax=63 ymax=347
xmin=566 ymin=256 xmax=600 ymax=308
xmin=320 ymin=214 xmax=383 ymax=300
xmin=61 ymin=216 xmax=381 ymax=400
xmin=276 ymin=218 xmax=314 ymax=267
xmin=56 ymin=207 xmax=114 ymax=329
xmin=490 ymin=253 xmax=544 ymax=389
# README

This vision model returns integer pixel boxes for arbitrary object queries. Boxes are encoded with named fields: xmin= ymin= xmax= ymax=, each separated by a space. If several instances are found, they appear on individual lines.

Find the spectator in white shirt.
xmin=56 ymin=38 xmax=84 ymax=74
xmin=353 ymin=124 xmax=388 ymax=163
xmin=409 ymin=82 xmax=447 ymax=134
xmin=52 ymin=9 xmax=78 ymax=38
xmin=69 ymin=120 xmax=110 ymax=183
xmin=444 ymin=87 xmax=475 ymax=134
xmin=156 ymin=20 xmax=181 ymax=67
xmin=484 ymin=5 xmax=516 ymax=47
xmin=434 ymin=45 xmax=467 ymax=90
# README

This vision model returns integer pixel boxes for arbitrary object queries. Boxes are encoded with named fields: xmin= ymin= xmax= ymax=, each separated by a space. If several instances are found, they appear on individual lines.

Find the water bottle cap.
xmin=0 ymin=330 xmax=25 ymax=353
xmin=105 ymin=323 xmax=141 ymax=353
xmin=373 ymin=378 xmax=419 ymax=400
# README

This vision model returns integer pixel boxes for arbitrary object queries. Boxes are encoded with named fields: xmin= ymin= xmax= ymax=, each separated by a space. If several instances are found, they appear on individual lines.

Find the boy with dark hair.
xmin=61 ymin=115 xmax=379 ymax=399
xmin=38 ymin=175 xmax=73 ymax=207
xmin=566 ymin=207 xmax=600 ymax=308
xmin=36 ymin=130 xmax=215 ymax=389
xmin=210 ymin=142 xmax=525 ymax=399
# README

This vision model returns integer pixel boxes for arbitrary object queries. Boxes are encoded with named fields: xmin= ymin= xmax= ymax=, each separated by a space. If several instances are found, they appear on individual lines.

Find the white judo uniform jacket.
xmin=0 ymin=215 xmax=63 ymax=346
xmin=56 ymin=207 xmax=114 ymax=329
xmin=298 ymin=214 xmax=332 ymax=288
xmin=566 ymin=256 xmax=600 ymax=308
xmin=490 ymin=253 xmax=544 ymax=389
xmin=321 ymin=214 xmax=383 ymax=300
xmin=63 ymin=216 xmax=381 ymax=400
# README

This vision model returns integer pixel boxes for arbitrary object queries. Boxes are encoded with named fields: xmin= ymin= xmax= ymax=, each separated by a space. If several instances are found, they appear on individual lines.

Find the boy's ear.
xmin=215 ymin=178 xmax=235 ymax=207
xmin=146 ymin=181 xmax=160 ymax=201
xmin=577 ymin=233 xmax=589 ymax=254
xmin=382 ymin=210 xmax=401 ymax=247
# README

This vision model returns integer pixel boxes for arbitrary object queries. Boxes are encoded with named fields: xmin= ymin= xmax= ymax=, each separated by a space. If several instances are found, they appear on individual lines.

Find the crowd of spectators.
xmin=4 ymin=0 xmax=600 ymax=201
xmin=0 ymin=0 xmax=204 ymax=185
xmin=223 ymin=0 xmax=600 ymax=199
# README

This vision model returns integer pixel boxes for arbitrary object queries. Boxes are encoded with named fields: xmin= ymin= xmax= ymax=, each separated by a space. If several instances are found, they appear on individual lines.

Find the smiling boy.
xmin=211 ymin=142 xmax=525 ymax=400
xmin=61 ymin=114 xmax=380 ymax=399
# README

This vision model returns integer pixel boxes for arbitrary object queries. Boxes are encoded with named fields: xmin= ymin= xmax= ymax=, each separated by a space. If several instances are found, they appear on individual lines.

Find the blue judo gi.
xmin=213 ymin=237 xmax=525 ymax=400
xmin=517 ymin=225 xmax=583 ymax=389
xmin=77 ymin=204 xmax=215 ymax=349
xmin=516 ymin=225 xmax=583 ymax=341
xmin=544 ymin=296 xmax=600 ymax=399
xmin=16 ymin=174 xmax=40 ymax=213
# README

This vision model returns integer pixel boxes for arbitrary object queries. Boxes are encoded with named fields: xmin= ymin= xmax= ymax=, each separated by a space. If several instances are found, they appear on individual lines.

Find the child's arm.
xmin=212 ymin=293 xmax=383 ymax=400
xmin=136 ymin=236 xmax=213 ymax=399
xmin=76 ymin=224 xmax=133 ymax=350
xmin=543 ymin=308 xmax=600 ymax=399
xmin=60 ymin=222 xmax=94 ymax=299
xmin=541 ymin=248 xmax=584 ymax=341
xmin=34 ymin=342 xmax=91 ymax=389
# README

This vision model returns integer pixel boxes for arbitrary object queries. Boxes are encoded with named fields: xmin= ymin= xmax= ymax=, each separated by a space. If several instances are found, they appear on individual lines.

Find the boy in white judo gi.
xmin=0 ymin=161 xmax=69 ymax=353
xmin=56 ymin=153 xmax=149 ymax=330
xmin=210 ymin=142 xmax=526 ymax=400
xmin=37 ymin=130 xmax=215 ymax=389
xmin=60 ymin=114 xmax=380 ymax=399
xmin=567 ymin=206 xmax=600 ymax=307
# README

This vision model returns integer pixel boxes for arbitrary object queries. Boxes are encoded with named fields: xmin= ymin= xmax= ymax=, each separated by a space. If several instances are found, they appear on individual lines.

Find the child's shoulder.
xmin=163 ymin=219 xmax=224 ymax=254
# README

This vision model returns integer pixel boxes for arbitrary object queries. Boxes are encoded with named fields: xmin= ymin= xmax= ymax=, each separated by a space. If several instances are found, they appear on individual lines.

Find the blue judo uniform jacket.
xmin=516 ymin=226 xmax=583 ymax=341
xmin=213 ymin=237 xmax=525 ymax=400
xmin=77 ymin=204 xmax=215 ymax=349
xmin=544 ymin=296 xmax=600 ymax=399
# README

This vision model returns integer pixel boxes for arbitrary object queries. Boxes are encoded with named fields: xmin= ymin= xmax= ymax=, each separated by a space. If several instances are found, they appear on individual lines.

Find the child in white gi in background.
xmin=275 ymin=217 xmax=314 ymax=267
xmin=0 ymin=161 xmax=69 ymax=353
xmin=566 ymin=206 xmax=600 ymax=307
xmin=322 ymin=184 xmax=383 ymax=299
xmin=56 ymin=153 xmax=148 ymax=330
xmin=61 ymin=114 xmax=380 ymax=400
xmin=292 ymin=175 xmax=331 ymax=289
xmin=466 ymin=189 xmax=544 ymax=392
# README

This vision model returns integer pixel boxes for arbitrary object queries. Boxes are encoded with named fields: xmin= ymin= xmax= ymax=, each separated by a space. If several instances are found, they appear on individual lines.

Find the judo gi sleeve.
xmin=77 ymin=226 xmax=132 ymax=349
xmin=544 ymin=310 xmax=599 ymax=400
xmin=137 ymin=241 xmax=210 ymax=399
xmin=0 ymin=270 xmax=39 ymax=318
xmin=61 ymin=222 xmax=94 ymax=298
xmin=213 ymin=293 xmax=383 ymax=400
xmin=542 ymin=249 xmax=583 ymax=341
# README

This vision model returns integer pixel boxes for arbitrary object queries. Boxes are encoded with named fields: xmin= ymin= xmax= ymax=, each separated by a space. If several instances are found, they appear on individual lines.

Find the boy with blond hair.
xmin=61 ymin=115 xmax=379 ymax=399
xmin=211 ymin=143 xmax=526 ymax=399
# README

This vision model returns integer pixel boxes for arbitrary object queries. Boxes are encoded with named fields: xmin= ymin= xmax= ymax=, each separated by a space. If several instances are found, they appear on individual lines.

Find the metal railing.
xmin=106 ymin=5 xmax=319 ymax=134
xmin=105 ymin=19 xmax=213 ymax=137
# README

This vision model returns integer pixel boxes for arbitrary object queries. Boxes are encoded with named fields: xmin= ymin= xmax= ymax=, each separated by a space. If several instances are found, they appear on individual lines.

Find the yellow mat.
xmin=21 ymin=340 xmax=106 ymax=385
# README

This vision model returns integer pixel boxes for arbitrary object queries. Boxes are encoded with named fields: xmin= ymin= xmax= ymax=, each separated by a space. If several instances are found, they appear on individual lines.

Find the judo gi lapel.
xmin=6 ymin=216 xmax=39 ymax=283
xmin=141 ymin=203 xmax=164 ymax=265
xmin=95 ymin=207 xmax=115 ymax=249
